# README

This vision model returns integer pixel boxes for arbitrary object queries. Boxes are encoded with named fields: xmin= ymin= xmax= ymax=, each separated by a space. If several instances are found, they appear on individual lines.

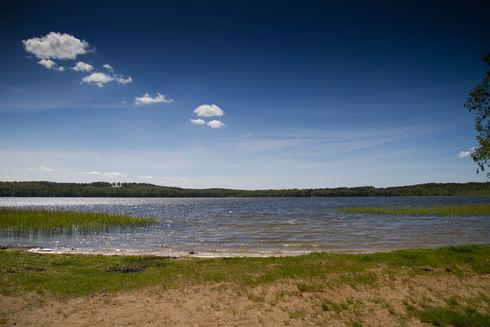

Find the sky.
xmin=0 ymin=0 xmax=489 ymax=189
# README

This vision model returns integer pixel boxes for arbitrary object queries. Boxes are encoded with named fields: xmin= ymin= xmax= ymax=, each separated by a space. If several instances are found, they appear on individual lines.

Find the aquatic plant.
xmin=0 ymin=209 xmax=155 ymax=232
xmin=338 ymin=204 xmax=490 ymax=216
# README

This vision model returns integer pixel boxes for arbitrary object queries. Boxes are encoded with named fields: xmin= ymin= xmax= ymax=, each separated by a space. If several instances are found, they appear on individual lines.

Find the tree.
xmin=465 ymin=52 xmax=490 ymax=176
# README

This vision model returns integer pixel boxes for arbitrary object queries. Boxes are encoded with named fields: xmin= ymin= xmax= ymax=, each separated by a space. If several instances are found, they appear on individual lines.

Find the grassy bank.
xmin=338 ymin=203 xmax=490 ymax=216
xmin=0 ymin=245 xmax=488 ymax=297
xmin=0 ymin=209 xmax=155 ymax=232
xmin=0 ymin=245 xmax=489 ymax=326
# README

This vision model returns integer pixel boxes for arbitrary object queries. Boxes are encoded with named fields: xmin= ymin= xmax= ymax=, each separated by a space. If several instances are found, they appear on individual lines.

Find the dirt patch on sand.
xmin=3 ymin=272 xmax=490 ymax=327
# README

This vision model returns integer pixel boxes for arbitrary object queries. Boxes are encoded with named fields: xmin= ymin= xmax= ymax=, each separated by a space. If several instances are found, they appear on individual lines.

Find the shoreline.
xmin=1 ymin=243 xmax=487 ymax=258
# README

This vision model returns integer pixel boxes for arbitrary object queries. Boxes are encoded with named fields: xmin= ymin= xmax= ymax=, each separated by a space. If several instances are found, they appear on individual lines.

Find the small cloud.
xmin=134 ymin=93 xmax=173 ymax=106
xmin=193 ymin=104 xmax=224 ymax=117
xmin=458 ymin=147 xmax=476 ymax=159
xmin=23 ymin=32 xmax=90 ymax=60
xmin=240 ymin=132 xmax=253 ymax=138
xmin=207 ymin=120 xmax=226 ymax=129
xmin=81 ymin=70 xmax=132 ymax=88
xmin=104 ymin=171 xmax=127 ymax=178
xmin=76 ymin=170 xmax=103 ymax=175
xmin=137 ymin=175 xmax=153 ymax=180
xmin=81 ymin=72 xmax=114 ymax=87
xmin=77 ymin=171 xmax=127 ymax=178
xmin=103 ymin=64 xmax=113 ymax=71
xmin=115 ymin=75 xmax=132 ymax=85
xmin=72 ymin=61 xmax=93 ymax=72
xmin=190 ymin=118 xmax=206 ymax=125
xmin=37 ymin=59 xmax=64 ymax=71
xmin=27 ymin=166 xmax=54 ymax=172
xmin=37 ymin=59 xmax=55 ymax=69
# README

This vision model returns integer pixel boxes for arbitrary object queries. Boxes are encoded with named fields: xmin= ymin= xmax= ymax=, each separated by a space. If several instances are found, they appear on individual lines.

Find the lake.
xmin=0 ymin=196 xmax=489 ymax=256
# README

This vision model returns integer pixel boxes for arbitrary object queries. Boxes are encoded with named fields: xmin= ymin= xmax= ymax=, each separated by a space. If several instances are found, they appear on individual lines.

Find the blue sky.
xmin=0 ymin=0 xmax=489 ymax=189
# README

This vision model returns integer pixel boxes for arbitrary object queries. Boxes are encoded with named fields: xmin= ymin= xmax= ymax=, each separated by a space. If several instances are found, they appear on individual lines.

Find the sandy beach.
xmin=1 ymin=246 xmax=489 ymax=326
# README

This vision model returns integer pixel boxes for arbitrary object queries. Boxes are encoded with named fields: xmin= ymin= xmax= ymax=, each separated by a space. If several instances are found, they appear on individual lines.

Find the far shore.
xmin=1 ymin=180 xmax=489 ymax=197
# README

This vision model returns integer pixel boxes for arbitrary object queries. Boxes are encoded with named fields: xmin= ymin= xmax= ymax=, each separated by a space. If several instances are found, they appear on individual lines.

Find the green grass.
xmin=416 ymin=306 xmax=490 ymax=326
xmin=338 ymin=204 xmax=490 ymax=216
xmin=0 ymin=209 xmax=155 ymax=232
xmin=406 ymin=298 xmax=490 ymax=327
xmin=0 ymin=245 xmax=488 ymax=298
xmin=321 ymin=298 xmax=354 ymax=313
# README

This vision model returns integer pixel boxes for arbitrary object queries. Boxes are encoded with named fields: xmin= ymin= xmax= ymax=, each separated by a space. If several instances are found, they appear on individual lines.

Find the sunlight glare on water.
xmin=1 ymin=197 xmax=489 ymax=256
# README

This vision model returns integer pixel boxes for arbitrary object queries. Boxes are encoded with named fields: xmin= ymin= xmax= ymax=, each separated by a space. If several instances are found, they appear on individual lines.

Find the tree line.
xmin=0 ymin=181 xmax=489 ymax=197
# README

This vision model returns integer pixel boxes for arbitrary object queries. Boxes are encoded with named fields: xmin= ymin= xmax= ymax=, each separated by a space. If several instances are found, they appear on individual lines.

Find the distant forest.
xmin=0 ymin=181 xmax=489 ymax=197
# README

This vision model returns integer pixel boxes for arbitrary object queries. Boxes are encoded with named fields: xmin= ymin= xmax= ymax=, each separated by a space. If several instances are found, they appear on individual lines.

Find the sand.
xmin=2 ymin=272 xmax=489 ymax=326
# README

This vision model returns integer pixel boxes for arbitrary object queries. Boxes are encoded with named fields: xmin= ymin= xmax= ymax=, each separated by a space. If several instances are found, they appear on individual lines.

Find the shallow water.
xmin=0 ymin=197 xmax=489 ymax=256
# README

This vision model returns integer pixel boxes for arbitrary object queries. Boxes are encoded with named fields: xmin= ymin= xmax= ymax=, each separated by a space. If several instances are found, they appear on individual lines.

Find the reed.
xmin=338 ymin=204 xmax=490 ymax=216
xmin=0 ymin=209 xmax=155 ymax=232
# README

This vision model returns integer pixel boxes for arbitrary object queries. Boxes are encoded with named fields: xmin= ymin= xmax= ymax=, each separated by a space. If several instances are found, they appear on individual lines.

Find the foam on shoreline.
xmin=22 ymin=246 xmax=392 ymax=258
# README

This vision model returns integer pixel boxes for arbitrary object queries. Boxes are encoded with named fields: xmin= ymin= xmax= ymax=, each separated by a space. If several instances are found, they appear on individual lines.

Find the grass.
xmin=416 ymin=306 xmax=490 ymax=326
xmin=321 ymin=298 xmax=354 ymax=313
xmin=406 ymin=298 xmax=490 ymax=327
xmin=1 ymin=245 xmax=489 ymax=326
xmin=338 ymin=203 xmax=490 ymax=216
xmin=0 ymin=209 xmax=155 ymax=232
xmin=0 ymin=245 xmax=488 ymax=298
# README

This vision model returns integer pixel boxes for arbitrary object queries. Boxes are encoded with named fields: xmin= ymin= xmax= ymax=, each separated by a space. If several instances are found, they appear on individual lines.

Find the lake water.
xmin=1 ymin=197 xmax=489 ymax=256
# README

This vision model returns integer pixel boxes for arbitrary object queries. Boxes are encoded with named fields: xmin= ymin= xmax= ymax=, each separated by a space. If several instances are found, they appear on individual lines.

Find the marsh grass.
xmin=0 ymin=209 xmax=155 ymax=233
xmin=338 ymin=204 xmax=490 ymax=216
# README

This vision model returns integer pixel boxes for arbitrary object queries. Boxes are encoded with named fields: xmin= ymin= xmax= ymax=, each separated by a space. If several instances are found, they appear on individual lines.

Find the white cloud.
xmin=207 ymin=120 xmax=226 ymax=129
xmin=458 ymin=147 xmax=476 ymax=159
xmin=240 ymin=132 xmax=254 ymax=138
xmin=81 ymin=71 xmax=132 ymax=87
xmin=104 ymin=171 xmax=127 ymax=178
xmin=76 ymin=171 xmax=103 ymax=175
xmin=134 ymin=93 xmax=173 ymax=106
xmin=23 ymin=34 xmax=135 ymax=89
xmin=23 ymin=32 xmax=90 ymax=60
xmin=27 ymin=166 xmax=54 ymax=172
xmin=37 ymin=59 xmax=64 ymax=71
xmin=72 ymin=61 xmax=93 ymax=72
xmin=115 ymin=75 xmax=133 ymax=85
xmin=137 ymin=175 xmax=153 ymax=180
xmin=190 ymin=118 xmax=206 ymax=125
xmin=81 ymin=72 xmax=114 ymax=87
xmin=193 ymin=104 xmax=224 ymax=117
xmin=103 ymin=64 xmax=113 ymax=71
xmin=76 ymin=171 xmax=127 ymax=178
xmin=37 ymin=59 xmax=55 ymax=69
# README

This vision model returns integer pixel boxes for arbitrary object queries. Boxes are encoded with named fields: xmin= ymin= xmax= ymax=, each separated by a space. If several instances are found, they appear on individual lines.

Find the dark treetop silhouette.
xmin=0 ymin=181 xmax=489 ymax=197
